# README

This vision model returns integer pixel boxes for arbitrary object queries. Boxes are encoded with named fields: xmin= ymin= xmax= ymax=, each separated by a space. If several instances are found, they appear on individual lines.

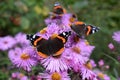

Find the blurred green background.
xmin=0 ymin=0 xmax=120 ymax=80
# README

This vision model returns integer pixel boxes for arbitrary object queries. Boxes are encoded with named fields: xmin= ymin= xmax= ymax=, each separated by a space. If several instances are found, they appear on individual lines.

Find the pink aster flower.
xmin=46 ymin=23 xmax=71 ymax=35
xmin=8 ymin=47 xmax=37 ymax=72
xmin=108 ymin=43 xmax=115 ymax=51
xmin=61 ymin=13 xmax=76 ymax=27
xmin=89 ymin=59 xmax=97 ymax=68
xmin=95 ymin=71 xmax=111 ymax=80
xmin=45 ymin=16 xmax=61 ymax=25
xmin=46 ymin=23 xmax=62 ymax=36
xmin=41 ymin=54 xmax=70 ymax=72
xmin=15 ymin=32 xmax=30 ymax=46
xmin=112 ymin=31 xmax=120 ymax=44
xmin=80 ymin=40 xmax=95 ymax=57
xmin=0 ymin=36 xmax=16 ymax=51
xmin=8 ymin=47 xmax=22 ymax=62
xmin=117 ymin=56 xmax=120 ymax=62
xmin=63 ymin=48 xmax=87 ymax=72
xmin=65 ymin=32 xmax=77 ymax=48
xmin=118 ymin=77 xmax=120 ymax=80
xmin=98 ymin=59 xmax=104 ymax=67
xmin=36 ymin=23 xmax=71 ymax=40
xmin=39 ymin=71 xmax=70 ymax=80
xmin=105 ymin=65 xmax=110 ymax=69
xmin=12 ymin=72 xmax=19 ymax=78
xmin=73 ymin=39 xmax=95 ymax=57
xmin=80 ymin=65 xmax=97 ymax=80
xmin=11 ymin=72 xmax=28 ymax=80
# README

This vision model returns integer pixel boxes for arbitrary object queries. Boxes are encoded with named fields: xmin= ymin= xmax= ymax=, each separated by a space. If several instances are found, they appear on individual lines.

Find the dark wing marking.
xmin=36 ymin=38 xmax=50 ymax=56
xmin=54 ymin=7 xmax=64 ymax=15
xmin=71 ymin=24 xmax=86 ymax=37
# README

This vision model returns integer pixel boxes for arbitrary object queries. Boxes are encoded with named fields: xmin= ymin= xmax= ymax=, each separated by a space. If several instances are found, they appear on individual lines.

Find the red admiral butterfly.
xmin=27 ymin=31 xmax=71 ymax=58
xmin=53 ymin=2 xmax=66 ymax=16
xmin=70 ymin=21 xmax=100 ymax=38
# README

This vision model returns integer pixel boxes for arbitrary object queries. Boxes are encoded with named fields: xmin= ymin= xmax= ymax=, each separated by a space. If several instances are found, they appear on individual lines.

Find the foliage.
xmin=0 ymin=0 xmax=120 ymax=79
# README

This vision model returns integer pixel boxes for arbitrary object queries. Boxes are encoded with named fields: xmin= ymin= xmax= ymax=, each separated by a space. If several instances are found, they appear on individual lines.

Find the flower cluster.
xmin=0 ymin=33 xmax=38 ymax=72
xmin=1 ymin=2 xmax=111 ymax=80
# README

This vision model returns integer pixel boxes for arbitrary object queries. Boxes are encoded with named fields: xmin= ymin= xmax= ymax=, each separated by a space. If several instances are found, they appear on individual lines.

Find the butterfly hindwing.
xmin=71 ymin=23 xmax=86 ymax=37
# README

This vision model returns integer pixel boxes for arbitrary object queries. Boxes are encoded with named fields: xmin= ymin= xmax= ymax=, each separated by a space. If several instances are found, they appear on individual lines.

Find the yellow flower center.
xmin=40 ymin=28 xmax=47 ymax=34
xmin=98 ymin=72 xmax=104 ymax=79
xmin=51 ymin=34 xmax=58 ymax=39
xmin=72 ymin=47 xmax=81 ymax=53
xmin=69 ymin=17 xmax=75 ymax=23
xmin=51 ymin=72 xmax=61 ymax=80
xmin=85 ymin=62 xmax=92 ymax=70
xmin=85 ymin=40 xmax=89 ymax=45
xmin=20 ymin=53 xmax=30 ymax=60
xmin=19 ymin=73 xmax=24 ymax=78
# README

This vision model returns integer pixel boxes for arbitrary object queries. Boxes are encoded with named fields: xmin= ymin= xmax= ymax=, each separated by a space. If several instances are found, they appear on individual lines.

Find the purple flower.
xmin=11 ymin=72 xmax=28 ymax=80
xmin=89 ymin=59 xmax=97 ymax=68
xmin=117 ymin=56 xmax=120 ymax=62
xmin=36 ymin=23 xmax=71 ymax=40
xmin=63 ymin=48 xmax=87 ymax=71
xmin=15 ymin=32 xmax=30 ymax=46
xmin=11 ymin=72 xmax=19 ymax=78
xmin=98 ymin=59 xmax=104 ymax=67
xmin=73 ymin=39 xmax=95 ymax=57
xmin=61 ymin=13 xmax=75 ymax=27
xmin=8 ymin=47 xmax=37 ymax=71
xmin=39 ymin=71 xmax=70 ymax=80
xmin=80 ymin=65 xmax=97 ymax=80
xmin=108 ymin=43 xmax=115 ymax=51
xmin=0 ymin=36 xmax=16 ymax=51
xmin=112 ymin=31 xmax=120 ymax=44
xmin=41 ymin=54 xmax=70 ymax=72
xmin=118 ymin=77 xmax=120 ymax=80
xmin=97 ymin=72 xmax=110 ymax=80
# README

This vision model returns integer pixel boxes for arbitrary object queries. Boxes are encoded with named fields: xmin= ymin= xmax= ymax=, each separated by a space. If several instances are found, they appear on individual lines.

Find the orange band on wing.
xmin=56 ymin=36 xmax=66 ymax=43
xmin=86 ymin=26 xmax=91 ymax=36
xmin=75 ymin=21 xmax=84 ymax=25
xmin=34 ymin=37 xmax=42 ymax=46
xmin=63 ymin=8 xmax=66 ymax=14
xmin=54 ymin=6 xmax=62 ymax=9
xmin=37 ymin=52 xmax=48 ymax=58
xmin=53 ymin=48 xmax=64 ymax=56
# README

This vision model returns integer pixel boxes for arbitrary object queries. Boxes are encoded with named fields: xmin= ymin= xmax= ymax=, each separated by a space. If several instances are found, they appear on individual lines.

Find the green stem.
xmin=103 ymin=53 xmax=120 ymax=65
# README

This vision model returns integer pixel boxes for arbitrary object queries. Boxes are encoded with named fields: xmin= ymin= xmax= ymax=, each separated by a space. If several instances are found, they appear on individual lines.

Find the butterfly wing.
xmin=36 ymin=38 xmax=51 ymax=58
xmin=71 ymin=23 xmax=86 ymax=38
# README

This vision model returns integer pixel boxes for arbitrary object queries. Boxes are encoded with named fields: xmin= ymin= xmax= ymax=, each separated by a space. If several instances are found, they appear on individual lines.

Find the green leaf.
xmin=20 ymin=17 xmax=30 ymax=29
